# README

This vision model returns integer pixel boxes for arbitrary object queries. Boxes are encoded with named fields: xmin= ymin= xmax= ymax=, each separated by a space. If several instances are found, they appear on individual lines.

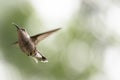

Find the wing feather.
xmin=31 ymin=28 xmax=61 ymax=45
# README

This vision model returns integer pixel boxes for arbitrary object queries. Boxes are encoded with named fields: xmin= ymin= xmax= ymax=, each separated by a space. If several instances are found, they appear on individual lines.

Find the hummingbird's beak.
xmin=12 ymin=23 xmax=20 ymax=30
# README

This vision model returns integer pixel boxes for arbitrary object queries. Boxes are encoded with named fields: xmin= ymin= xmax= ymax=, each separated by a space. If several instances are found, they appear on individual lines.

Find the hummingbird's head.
xmin=12 ymin=23 xmax=29 ymax=38
xmin=12 ymin=23 xmax=26 ymax=31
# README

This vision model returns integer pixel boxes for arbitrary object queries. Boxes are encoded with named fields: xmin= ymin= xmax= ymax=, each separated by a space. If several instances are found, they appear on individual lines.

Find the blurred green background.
xmin=0 ymin=0 xmax=120 ymax=80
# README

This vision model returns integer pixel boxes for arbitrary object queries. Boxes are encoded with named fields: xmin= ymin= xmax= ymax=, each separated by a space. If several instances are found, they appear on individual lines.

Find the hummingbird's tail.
xmin=32 ymin=51 xmax=48 ymax=63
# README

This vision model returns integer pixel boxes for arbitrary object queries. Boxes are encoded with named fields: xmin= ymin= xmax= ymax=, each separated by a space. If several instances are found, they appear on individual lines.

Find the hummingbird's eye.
xmin=21 ymin=28 xmax=26 ymax=31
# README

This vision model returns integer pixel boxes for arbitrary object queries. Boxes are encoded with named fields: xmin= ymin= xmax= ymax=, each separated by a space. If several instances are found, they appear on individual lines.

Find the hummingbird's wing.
xmin=31 ymin=28 xmax=61 ymax=45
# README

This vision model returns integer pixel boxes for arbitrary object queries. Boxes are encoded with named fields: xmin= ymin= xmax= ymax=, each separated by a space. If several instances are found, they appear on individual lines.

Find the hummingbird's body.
xmin=13 ymin=23 xmax=60 ymax=63
xmin=17 ymin=29 xmax=35 ymax=56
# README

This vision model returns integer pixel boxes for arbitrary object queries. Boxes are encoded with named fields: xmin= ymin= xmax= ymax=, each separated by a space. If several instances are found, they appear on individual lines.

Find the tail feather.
xmin=32 ymin=51 xmax=48 ymax=63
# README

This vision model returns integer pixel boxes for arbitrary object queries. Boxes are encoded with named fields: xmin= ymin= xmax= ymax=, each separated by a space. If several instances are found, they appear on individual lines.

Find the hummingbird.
xmin=12 ymin=23 xmax=60 ymax=63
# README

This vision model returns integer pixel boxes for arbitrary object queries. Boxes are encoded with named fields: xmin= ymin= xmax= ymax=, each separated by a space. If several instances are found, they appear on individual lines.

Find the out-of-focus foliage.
xmin=0 ymin=0 xmax=118 ymax=80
